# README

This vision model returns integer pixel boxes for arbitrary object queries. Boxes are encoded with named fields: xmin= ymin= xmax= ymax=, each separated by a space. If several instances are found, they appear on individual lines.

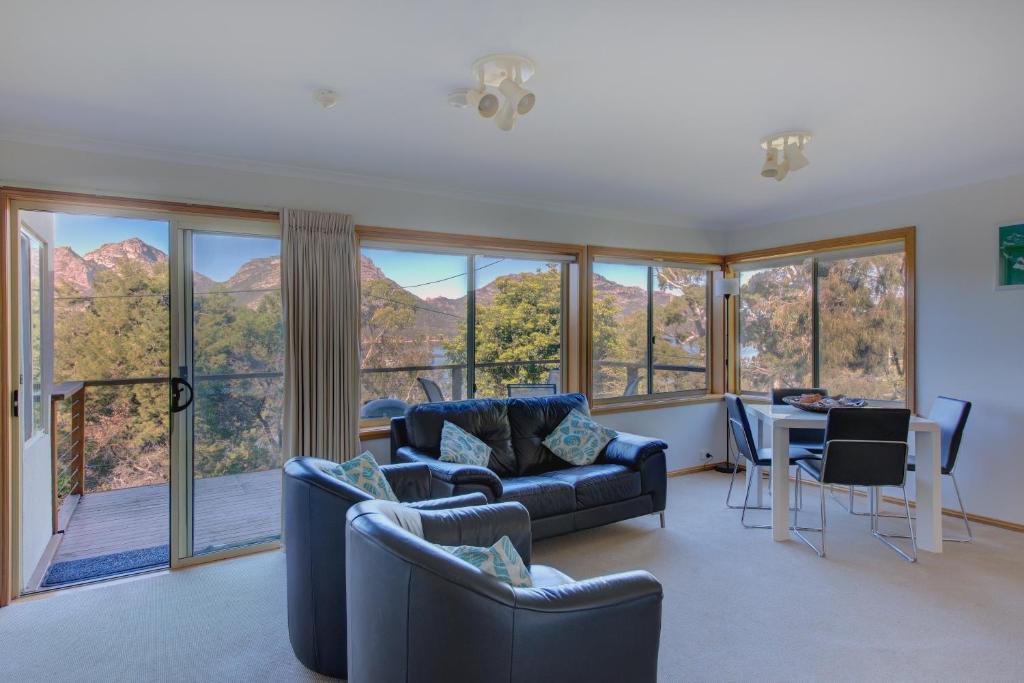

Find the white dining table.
xmin=745 ymin=403 xmax=944 ymax=553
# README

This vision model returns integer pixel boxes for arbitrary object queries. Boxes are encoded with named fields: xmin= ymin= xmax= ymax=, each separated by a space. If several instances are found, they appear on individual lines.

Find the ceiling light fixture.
xmin=760 ymin=131 xmax=812 ymax=182
xmin=449 ymin=54 xmax=536 ymax=131
xmin=313 ymin=89 xmax=339 ymax=109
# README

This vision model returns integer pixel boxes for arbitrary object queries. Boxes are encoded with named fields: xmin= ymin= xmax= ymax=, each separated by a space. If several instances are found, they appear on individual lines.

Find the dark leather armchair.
xmin=283 ymin=456 xmax=486 ymax=679
xmin=391 ymin=393 xmax=668 ymax=540
xmin=346 ymin=499 xmax=663 ymax=683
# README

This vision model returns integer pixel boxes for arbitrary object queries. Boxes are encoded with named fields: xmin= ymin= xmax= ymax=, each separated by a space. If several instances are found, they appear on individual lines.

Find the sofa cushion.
xmin=499 ymin=476 xmax=576 ymax=518
xmin=404 ymin=399 xmax=517 ymax=477
xmin=439 ymin=421 xmax=491 ymax=467
xmin=540 ymin=464 xmax=642 ymax=509
xmin=507 ymin=393 xmax=591 ymax=476
xmin=543 ymin=409 xmax=618 ymax=467
xmin=529 ymin=564 xmax=574 ymax=588
xmin=320 ymin=452 xmax=399 ymax=502
xmin=438 ymin=535 xmax=533 ymax=587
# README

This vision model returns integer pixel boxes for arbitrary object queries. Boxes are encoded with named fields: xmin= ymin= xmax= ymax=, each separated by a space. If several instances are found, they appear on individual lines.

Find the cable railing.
xmin=361 ymin=358 xmax=706 ymax=406
xmin=50 ymin=382 xmax=85 ymax=534
xmin=47 ymin=370 xmax=284 ymax=523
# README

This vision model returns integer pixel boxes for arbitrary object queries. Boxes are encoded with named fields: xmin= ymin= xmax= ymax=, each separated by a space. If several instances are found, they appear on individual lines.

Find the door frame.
xmin=0 ymin=187 xmax=279 ymax=604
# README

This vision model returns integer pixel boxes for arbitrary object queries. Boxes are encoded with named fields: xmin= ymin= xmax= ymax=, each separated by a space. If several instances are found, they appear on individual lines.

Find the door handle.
xmin=170 ymin=377 xmax=194 ymax=414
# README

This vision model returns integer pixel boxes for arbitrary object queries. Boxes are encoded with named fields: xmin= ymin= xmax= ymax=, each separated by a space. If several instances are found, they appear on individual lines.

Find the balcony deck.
xmin=39 ymin=469 xmax=280 ymax=587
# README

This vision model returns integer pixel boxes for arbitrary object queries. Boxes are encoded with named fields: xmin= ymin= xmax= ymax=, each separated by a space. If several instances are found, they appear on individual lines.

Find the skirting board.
xmin=672 ymin=462 xmax=1024 ymax=534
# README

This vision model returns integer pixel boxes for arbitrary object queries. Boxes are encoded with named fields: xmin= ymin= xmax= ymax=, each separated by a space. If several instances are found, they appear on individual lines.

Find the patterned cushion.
xmin=321 ymin=451 xmax=399 ymax=502
xmin=542 ymin=408 xmax=618 ymax=466
xmin=439 ymin=535 xmax=532 ymax=587
xmin=439 ymin=420 xmax=492 ymax=467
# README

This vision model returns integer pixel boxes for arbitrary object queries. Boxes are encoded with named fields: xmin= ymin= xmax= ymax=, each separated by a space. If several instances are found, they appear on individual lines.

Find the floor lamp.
xmin=714 ymin=276 xmax=740 ymax=474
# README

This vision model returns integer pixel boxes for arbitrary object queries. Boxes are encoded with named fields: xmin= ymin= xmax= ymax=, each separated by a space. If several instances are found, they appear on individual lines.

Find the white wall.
xmin=1 ymin=138 xmax=729 ymax=474
xmin=727 ymin=174 xmax=1024 ymax=525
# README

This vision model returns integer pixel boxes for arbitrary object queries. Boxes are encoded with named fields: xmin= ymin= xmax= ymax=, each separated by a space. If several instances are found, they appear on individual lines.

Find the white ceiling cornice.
xmin=0 ymin=126 xmax=700 ymax=231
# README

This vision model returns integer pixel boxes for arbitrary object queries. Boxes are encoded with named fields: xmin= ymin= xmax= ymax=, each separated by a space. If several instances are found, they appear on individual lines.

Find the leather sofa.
xmin=283 ymin=456 xmax=486 ymax=679
xmin=346 ymin=499 xmax=663 ymax=683
xmin=391 ymin=393 xmax=668 ymax=540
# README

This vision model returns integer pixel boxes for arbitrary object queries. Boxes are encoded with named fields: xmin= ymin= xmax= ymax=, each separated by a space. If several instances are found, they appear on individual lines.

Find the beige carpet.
xmin=2 ymin=472 xmax=1023 ymax=682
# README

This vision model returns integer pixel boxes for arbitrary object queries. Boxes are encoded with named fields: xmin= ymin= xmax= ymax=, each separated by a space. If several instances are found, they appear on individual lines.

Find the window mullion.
xmin=466 ymin=254 xmax=476 ymax=399
xmin=646 ymin=266 xmax=654 ymax=395
xmin=811 ymin=257 xmax=820 ymax=388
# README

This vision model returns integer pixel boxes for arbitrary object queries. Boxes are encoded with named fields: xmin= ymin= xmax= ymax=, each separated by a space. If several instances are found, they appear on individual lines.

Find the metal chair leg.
xmin=793 ymin=480 xmax=826 ymax=557
xmin=725 ymin=455 xmax=743 ymax=508
xmin=950 ymin=473 xmax=973 ymax=542
xmin=872 ymin=486 xmax=918 ymax=563
xmin=740 ymin=467 xmax=770 ymax=529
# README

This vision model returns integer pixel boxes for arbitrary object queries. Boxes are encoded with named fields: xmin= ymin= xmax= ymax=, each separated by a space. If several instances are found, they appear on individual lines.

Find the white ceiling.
xmin=3 ymin=1 xmax=1024 ymax=230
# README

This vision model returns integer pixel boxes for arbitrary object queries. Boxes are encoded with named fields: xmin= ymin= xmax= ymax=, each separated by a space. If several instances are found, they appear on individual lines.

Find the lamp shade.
xmin=760 ymin=148 xmax=779 ymax=178
xmin=715 ymin=277 xmax=740 ymax=297
xmin=498 ymin=77 xmax=535 ymax=115
xmin=466 ymin=88 xmax=499 ymax=118
xmin=783 ymin=141 xmax=809 ymax=171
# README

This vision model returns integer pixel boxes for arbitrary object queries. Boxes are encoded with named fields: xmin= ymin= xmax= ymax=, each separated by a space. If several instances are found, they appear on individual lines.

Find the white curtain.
xmin=281 ymin=209 xmax=361 ymax=462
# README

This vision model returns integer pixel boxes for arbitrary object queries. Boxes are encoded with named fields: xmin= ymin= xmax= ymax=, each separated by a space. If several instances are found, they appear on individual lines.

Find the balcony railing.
xmin=361 ymin=358 xmax=706 ymax=406
xmin=47 ymin=371 xmax=283 ymax=527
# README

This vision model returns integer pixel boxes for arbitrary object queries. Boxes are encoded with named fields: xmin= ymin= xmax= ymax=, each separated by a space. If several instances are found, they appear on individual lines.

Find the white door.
xmin=15 ymin=212 xmax=55 ymax=589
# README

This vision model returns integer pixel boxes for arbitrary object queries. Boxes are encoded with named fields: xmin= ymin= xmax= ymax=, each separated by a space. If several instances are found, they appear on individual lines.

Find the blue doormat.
xmin=42 ymin=545 xmax=169 ymax=587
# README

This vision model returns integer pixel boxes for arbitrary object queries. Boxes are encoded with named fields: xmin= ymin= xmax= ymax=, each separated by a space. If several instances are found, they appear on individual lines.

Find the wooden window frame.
xmin=584 ymin=245 xmax=725 ymax=412
xmin=355 ymin=225 xmax=587 ymax=439
xmin=724 ymin=226 xmax=917 ymax=411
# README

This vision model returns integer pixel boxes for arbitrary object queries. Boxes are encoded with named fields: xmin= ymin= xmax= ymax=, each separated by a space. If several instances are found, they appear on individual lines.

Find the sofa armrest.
xmin=515 ymin=570 xmax=662 ymax=612
xmin=419 ymin=501 xmax=532 ymax=566
xmin=381 ymin=462 xmax=432 ymax=502
xmin=405 ymin=492 xmax=488 ymax=511
xmin=602 ymin=433 xmax=668 ymax=513
xmin=394 ymin=446 xmax=503 ymax=500
xmin=602 ymin=432 xmax=668 ymax=468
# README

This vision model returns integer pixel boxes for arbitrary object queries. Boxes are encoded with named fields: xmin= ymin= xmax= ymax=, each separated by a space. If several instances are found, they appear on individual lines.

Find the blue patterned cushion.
xmin=542 ymin=408 xmax=618 ymax=466
xmin=440 ymin=535 xmax=532 ymax=587
xmin=321 ymin=451 xmax=399 ymax=502
xmin=439 ymin=421 xmax=492 ymax=467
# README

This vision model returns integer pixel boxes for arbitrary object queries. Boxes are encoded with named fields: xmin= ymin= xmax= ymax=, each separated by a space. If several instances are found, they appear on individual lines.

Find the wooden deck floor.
xmin=51 ymin=469 xmax=281 ymax=565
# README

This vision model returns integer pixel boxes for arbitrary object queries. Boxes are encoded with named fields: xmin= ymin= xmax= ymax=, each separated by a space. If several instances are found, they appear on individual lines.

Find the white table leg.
xmin=771 ymin=424 xmax=790 ymax=541
xmin=914 ymin=429 xmax=943 ymax=553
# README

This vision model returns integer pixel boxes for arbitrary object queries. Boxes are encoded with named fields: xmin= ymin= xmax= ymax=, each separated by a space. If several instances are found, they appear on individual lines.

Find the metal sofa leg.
xmin=659 ymin=511 xmax=666 ymax=529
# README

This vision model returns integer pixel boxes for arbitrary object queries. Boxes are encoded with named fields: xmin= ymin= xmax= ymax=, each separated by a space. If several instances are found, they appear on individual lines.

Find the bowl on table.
xmin=781 ymin=394 xmax=868 ymax=413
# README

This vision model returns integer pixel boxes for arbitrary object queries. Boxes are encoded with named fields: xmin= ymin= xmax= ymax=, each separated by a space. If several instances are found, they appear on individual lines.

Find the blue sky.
xmin=54 ymin=213 xmax=279 ymax=281
xmin=363 ymin=248 xmax=563 ymax=299
xmin=591 ymin=262 xmax=649 ymax=289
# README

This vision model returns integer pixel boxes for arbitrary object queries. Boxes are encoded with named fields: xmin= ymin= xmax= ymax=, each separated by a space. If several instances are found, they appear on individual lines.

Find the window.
xmin=358 ymin=241 xmax=576 ymax=421
xmin=590 ymin=257 xmax=712 ymax=402
xmin=738 ymin=259 xmax=813 ymax=394
xmin=733 ymin=235 xmax=910 ymax=403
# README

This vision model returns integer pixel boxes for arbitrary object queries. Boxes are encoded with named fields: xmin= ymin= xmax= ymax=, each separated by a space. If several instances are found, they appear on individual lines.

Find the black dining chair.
xmin=771 ymin=387 xmax=829 ymax=454
xmin=793 ymin=408 xmax=916 ymax=562
xmin=724 ymin=394 xmax=820 ymax=527
xmin=416 ymin=377 xmax=445 ymax=403
xmin=907 ymin=396 xmax=973 ymax=542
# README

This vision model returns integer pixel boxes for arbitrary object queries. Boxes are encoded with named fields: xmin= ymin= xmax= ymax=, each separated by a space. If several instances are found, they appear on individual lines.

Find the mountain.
xmin=83 ymin=237 xmax=166 ymax=274
xmin=53 ymin=239 xmax=268 ymax=305
xmin=219 ymin=256 xmax=281 ymax=307
xmin=53 ymin=246 xmax=102 ymax=293
xmin=592 ymin=272 xmax=671 ymax=319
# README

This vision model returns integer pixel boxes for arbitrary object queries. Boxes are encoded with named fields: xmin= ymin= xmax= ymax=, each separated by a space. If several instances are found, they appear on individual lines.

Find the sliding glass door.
xmin=171 ymin=222 xmax=283 ymax=562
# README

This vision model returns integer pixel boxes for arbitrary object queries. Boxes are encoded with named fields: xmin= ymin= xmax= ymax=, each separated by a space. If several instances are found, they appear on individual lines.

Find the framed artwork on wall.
xmin=997 ymin=223 xmax=1024 ymax=290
